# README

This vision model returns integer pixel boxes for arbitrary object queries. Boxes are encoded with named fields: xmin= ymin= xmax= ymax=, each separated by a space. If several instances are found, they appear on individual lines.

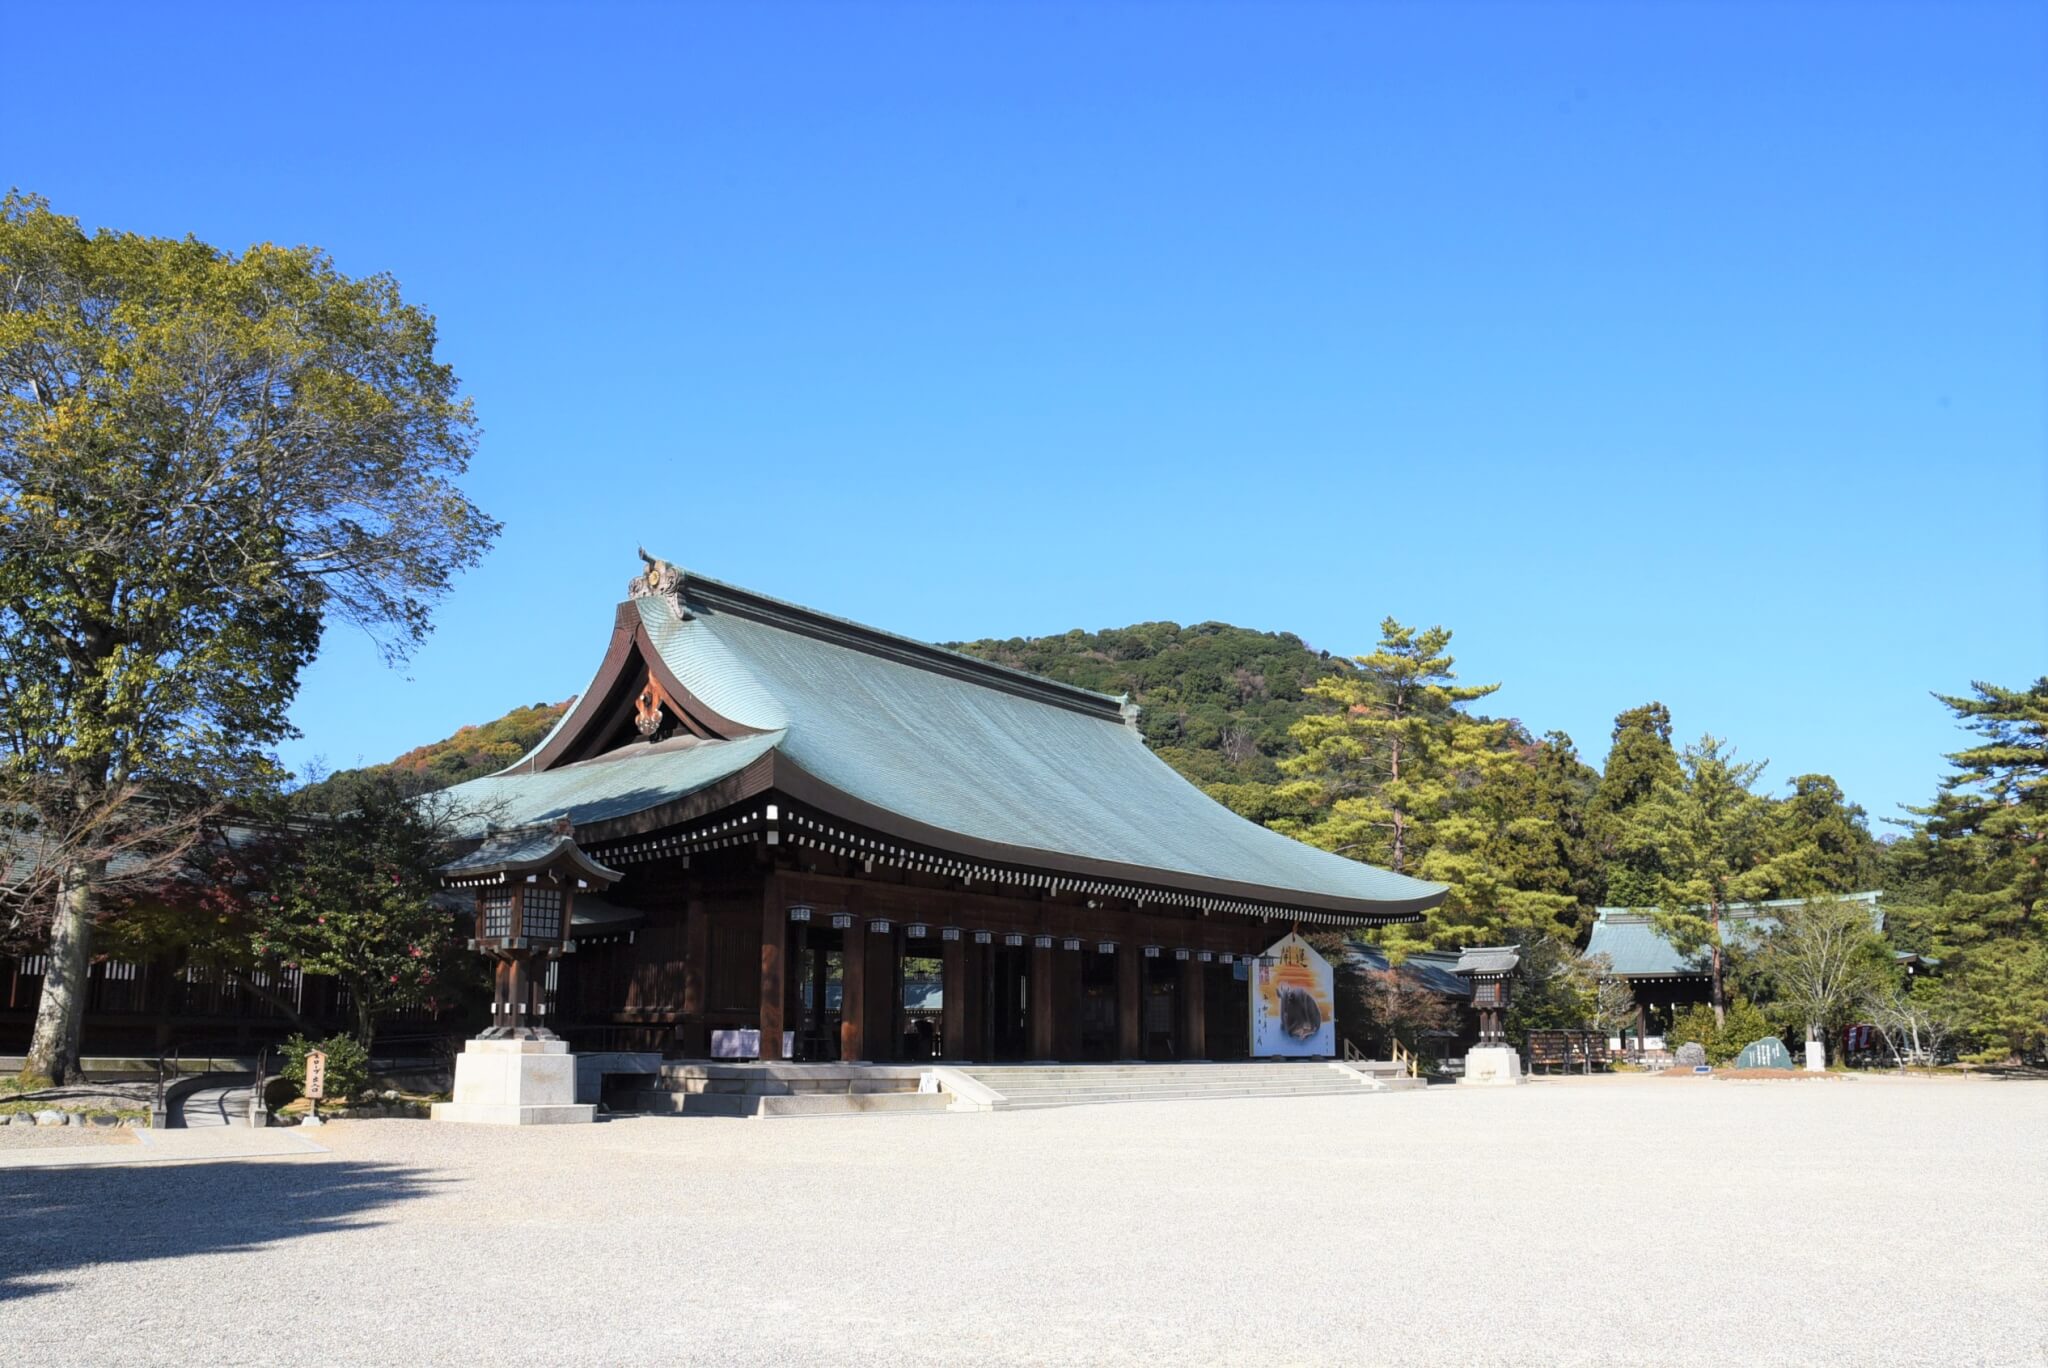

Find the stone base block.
xmin=433 ymin=1036 xmax=594 ymax=1126
xmin=1459 ymin=1045 xmax=1524 ymax=1086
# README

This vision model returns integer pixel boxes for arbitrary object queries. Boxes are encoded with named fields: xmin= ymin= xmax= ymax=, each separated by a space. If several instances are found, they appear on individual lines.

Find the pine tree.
xmin=1624 ymin=735 xmax=1779 ymax=1023
xmin=1275 ymin=619 xmax=1500 ymax=875
xmin=1589 ymin=703 xmax=1682 ymax=906
xmin=1766 ymin=773 xmax=1881 ymax=897
xmin=1891 ymin=678 xmax=2048 ymax=1061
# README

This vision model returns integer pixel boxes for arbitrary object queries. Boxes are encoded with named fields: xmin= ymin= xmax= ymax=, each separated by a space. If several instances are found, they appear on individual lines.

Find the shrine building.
xmin=437 ymin=558 xmax=1447 ymax=1064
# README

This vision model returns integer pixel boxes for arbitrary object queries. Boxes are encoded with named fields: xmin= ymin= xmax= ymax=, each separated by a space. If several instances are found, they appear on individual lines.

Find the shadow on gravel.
xmin=0 ymin=1160 xmax=439 ymax=1301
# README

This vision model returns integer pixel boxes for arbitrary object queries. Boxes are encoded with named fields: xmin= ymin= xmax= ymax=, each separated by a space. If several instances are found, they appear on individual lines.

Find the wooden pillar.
xmin=1180 ymin=955 xmax=1206 ymax=1059
xmin=1117 ymin=947 xmax=1142 ymax=1060
xmin=840 ymin=920 xmax=867 ymax=1062
xmin=1055 ymin=949 xmax=1083 ymax=1059
xmin=759 ymin=877 xmax=786 ymax=1061
xmin=680 ymin=898 xmax=708 ymax=1056
xmin=809 ymin=932 xmax=830 ymax=1060
xmin=865 ymin=922 xmax=898 ymax=1061
xmin=1029 ymin=943 xmax=1055 ymax=1059
xmin=941 ymin=933 xmax=967 ymax=1060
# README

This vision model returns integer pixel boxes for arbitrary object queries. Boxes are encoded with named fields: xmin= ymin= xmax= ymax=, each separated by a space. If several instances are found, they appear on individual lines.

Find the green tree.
xmin=1765 ymin=774 xmax=1881 ymax=897
xmin=1889 ymin=679 xmax=2048 ymax=1062
xmin=0 ymin=194 xmax=496 ymax=1081
xmin=1276 ymin=618 xmax=1501 ymax=875
xmin=1589 ymin=703 xmax=1683 ymax=906
xmin=1624 ymin=735 xmax=1779 ymax=1024
xmin=255 ymin=780 xmax=463 ymax=1046
xmin=1750 ymin=895 xmax=1889 ymax=1056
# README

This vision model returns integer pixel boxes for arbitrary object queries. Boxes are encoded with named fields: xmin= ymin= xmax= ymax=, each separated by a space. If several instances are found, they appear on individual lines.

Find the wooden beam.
xmin=759 ymin=873 xmax=786 ymax=1060
xmin=840 ymin=910 xmax=866 ymax=1062
xmin=1117 ymin=946 xmax=1141 ymax=1060
xmin=1180 ymin=954 xmax=1206 ymax=1059
xmin=680 ymin=897 xmax=708 ymax=1056
xmin=941 ymin=933 xmax=967 ymax=1061
xmin=1029 ymin=942 xmax=1055 ymax=1059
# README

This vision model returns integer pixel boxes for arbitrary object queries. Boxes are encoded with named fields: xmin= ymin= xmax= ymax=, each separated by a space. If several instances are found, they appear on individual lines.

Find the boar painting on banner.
xmin=1250 ymin=932 xmax=1336 ymax=1057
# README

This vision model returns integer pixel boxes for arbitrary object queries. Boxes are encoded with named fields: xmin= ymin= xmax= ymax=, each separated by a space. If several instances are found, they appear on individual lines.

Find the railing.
xmin=1389 ymin=1038 xmax=1418 ymax=1079
xmin=1343 ymin=1035 xmax=1419 ymax=1079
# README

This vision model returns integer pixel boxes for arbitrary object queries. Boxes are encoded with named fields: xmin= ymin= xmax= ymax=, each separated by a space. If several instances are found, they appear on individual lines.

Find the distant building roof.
xmin=1586 ymin=891 xmax=1884 ymax=978
xmin=438 ymin=569 xmax=1447 ymax=926
xmin=1346 ymin=942 xmax=1474 ymax=999
xmin=1454 ymin=946 xmax=1522 ymax=978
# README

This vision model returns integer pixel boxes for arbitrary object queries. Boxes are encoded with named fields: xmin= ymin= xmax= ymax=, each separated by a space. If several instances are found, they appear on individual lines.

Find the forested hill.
xmin=293 ymin=700 xmax=572 ymax=813
xmin=291 ymin=622 xmax=1338 ymax=811
xmin=947 ymin=622 xmax=1346 ymax=787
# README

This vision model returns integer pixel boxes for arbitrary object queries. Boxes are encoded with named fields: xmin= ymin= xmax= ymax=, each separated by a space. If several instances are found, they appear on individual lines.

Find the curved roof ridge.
xmin=674 ymin=570 xmax=1132 ymax=724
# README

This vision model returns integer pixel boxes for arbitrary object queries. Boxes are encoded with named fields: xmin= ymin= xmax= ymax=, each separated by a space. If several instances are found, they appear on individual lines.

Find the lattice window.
xmin=523 ymin=887 xmax=563 ymax=941
xmin=482 ymin=890 xmax=514 ymax=939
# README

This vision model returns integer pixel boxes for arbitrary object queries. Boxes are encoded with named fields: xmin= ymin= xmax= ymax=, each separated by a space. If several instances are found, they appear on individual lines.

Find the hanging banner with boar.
xmin=1249 ymin=932 xmax=1336 ymax=1057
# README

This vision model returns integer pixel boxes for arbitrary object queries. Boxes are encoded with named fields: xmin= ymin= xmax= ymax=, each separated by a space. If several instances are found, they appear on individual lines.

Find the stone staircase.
xmin=950 ymin=1060 xmax=1413 ymax=1110
xmin=614 ymin=1062 xmax=951 ymax=1119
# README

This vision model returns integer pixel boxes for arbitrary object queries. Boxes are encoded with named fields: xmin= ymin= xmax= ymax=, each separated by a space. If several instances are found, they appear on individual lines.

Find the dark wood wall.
xmin=560 ymin=842 xmax=1297 ymax=1061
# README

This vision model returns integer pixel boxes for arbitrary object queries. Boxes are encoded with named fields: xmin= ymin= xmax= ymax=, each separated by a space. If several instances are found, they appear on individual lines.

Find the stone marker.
xmin=1734 ymin=1036 xmax=1793 ymax=1070
xmin=1675 ymin=1042 xmax=1708 ymax=1068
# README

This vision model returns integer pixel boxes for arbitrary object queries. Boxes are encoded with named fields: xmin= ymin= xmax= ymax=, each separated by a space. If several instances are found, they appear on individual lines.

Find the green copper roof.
xmin=441 ymin=570 xmax=1446 ymax=920
xmin=444 ymin=730 xmax=781 ymax=834
xmin=1587 ymin=891 xmax=1884 ymax=977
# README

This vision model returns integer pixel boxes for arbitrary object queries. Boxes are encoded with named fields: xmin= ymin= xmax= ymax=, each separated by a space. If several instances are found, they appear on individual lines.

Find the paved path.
xmin=174 ymin=1079 xmax=256 ymax=1128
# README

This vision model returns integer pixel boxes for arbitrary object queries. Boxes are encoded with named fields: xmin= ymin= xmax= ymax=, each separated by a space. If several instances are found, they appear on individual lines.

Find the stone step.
xmin=618 ymin=1089 xmax=951 ymax=1119
xmin=962 ymin=1066 xmax=1355 ymax=1081
xmin=988 ymin=1078 xmax=1371 ymax=1095
xmin=655 ymin=1076 xmax=924 ymax=1096
xmin=999 ymin=1086 xmax=1381 ymax=1109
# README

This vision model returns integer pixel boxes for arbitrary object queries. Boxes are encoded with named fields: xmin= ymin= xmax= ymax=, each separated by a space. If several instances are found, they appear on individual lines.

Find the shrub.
xmin=279 ymin=1033 xmax=371 ymax=1103
xmin=1664 ymin=998 xmax=1776 ymax=1065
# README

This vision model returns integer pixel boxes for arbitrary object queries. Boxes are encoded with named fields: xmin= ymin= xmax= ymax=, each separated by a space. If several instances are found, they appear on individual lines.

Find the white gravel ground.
xmin=0 ymin=1124 xmax=135 ymax=1151
xmin=1 ymin=1075 xmax=2041 ymax=1366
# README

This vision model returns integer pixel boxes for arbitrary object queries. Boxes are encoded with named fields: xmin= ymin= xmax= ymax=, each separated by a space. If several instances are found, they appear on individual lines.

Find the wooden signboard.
xmin=304 ymin=1049 xmax=327 ymax=1101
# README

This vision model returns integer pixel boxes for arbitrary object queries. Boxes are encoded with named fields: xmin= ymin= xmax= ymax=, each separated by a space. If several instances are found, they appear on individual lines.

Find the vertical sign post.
xmin=304 ymin=1048 xmax=327 ymax=1122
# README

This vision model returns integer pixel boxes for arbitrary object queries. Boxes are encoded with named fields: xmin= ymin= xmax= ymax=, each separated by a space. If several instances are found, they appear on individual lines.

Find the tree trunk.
xmin=355 ymin=992 xmax=375 ymax=1052
xmin=1388 ymin=739 xmax=1404 ymax=873
xmin=25 ymin=863 xmax=100 ymax=1085
xmin=1709 ymin=905 xmax=1726 ymax=1028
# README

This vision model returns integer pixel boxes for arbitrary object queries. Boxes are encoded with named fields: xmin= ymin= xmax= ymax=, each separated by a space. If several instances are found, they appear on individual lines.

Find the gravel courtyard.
xmin=2 ymin=1076 xmax=2042 ymax=1366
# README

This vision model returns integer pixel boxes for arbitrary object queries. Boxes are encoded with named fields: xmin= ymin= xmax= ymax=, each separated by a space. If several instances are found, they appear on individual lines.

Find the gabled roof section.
xmin=1586 ymin=891 xmax=1884 ymax=978
xmin=440 ymin=565 xmax=1449 ymax=922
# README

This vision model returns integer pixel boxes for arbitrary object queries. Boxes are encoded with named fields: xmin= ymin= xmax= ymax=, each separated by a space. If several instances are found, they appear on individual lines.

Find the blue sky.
xmin=18 ymin=1 xmax=2044 ymax=824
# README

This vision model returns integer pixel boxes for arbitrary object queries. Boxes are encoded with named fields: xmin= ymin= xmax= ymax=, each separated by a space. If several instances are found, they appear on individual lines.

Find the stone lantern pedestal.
xmin=1459 ymin=1044 xmax=1524 ymax=1087
xmin=431 ymin=1038 xmax=595 ymax=1126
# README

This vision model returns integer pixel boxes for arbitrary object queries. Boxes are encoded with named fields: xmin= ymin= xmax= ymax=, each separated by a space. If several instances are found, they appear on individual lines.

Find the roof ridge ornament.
xmin=628 ymin=546 xmax=691 ymax=618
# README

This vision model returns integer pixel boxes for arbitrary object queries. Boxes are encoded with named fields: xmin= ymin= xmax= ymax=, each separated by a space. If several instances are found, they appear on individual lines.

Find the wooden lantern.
xmin=1453 ymin=946 xmax=1523 ymax=1048
xmin=439 ymin=818 xmax=622 ymax=1040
